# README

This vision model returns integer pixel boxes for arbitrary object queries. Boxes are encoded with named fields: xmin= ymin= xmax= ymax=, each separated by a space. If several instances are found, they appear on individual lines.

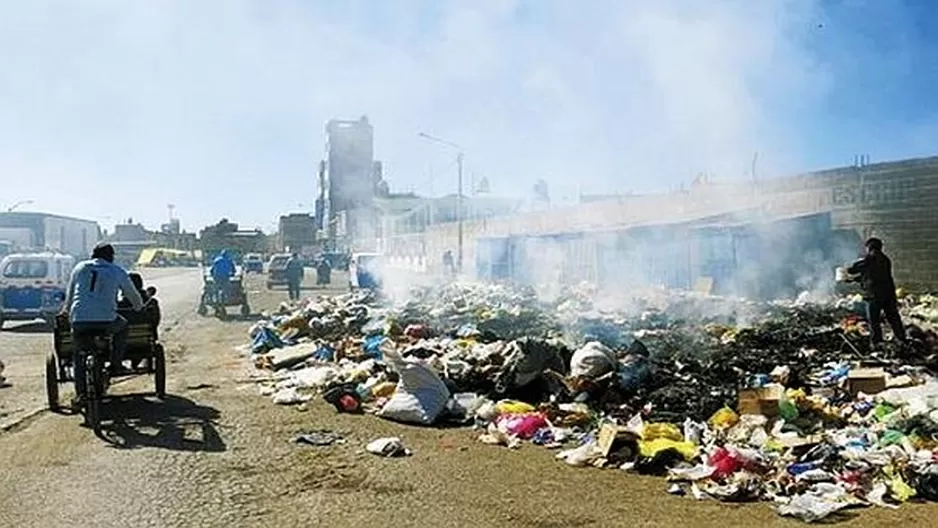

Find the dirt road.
xmin=0 ymin=269 xmax=935 ymax=527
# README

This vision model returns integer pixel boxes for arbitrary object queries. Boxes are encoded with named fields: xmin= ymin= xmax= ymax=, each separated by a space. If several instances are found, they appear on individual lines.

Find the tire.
xmin=240 ymin=303 xmax=251 ymax=317
xmin=154 ymin=345 xmax=166 ymax=400
xmin=266 ymin=282 xmax=273 ymax=290
xmin=197 ymin=302 xmax=208 ymax=316
xmin=45 ymin=353 xmax=60 ymax=412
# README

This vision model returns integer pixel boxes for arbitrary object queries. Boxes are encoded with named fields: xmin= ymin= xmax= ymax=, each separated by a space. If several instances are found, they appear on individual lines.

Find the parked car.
xmin=243 ymin=253 xmax=264 ymax=273
xmin=266 ymin=253 xmax=291 ymax=289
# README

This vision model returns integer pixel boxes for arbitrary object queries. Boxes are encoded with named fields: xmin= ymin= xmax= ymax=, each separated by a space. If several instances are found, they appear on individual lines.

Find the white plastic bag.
xmin=570 ymin=341 xmax=617 ymax=379
xmin=377 ymin=347 xmax=450 ymax=425
xmin=271 ymin=387 xmax=311 ymax=405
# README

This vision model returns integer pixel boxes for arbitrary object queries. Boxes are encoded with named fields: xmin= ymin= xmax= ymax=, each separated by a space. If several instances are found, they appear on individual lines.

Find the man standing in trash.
xmin=285 ymin=252 xmax=305 ymax=301
xmin=847 ymin=237 xmax=906 ymax=345
xmin=210 ymin=249 xmax=236 ymax=304
xmin=62 ymin=243 xmax=144 ymax=400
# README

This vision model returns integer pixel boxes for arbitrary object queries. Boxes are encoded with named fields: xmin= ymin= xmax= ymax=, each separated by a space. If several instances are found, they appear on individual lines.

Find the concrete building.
xmin=278 ymin=213 xmax=317 ymax=254
xmin=323 ymin=116 xmax=387 ymax=251
xmin=0 ymin=211 xmax=100 ymax=257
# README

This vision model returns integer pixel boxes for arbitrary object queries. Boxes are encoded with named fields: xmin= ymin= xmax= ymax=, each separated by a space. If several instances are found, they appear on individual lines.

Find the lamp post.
xmin=7 ymin=200 xmax=34 ymax=212
xmin=418 ymin=132 xmax=464 ymax=272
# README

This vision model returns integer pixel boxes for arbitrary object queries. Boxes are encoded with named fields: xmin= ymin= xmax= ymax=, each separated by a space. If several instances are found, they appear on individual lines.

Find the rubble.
xmin=245 ymin=282 xmax=938 ymax=522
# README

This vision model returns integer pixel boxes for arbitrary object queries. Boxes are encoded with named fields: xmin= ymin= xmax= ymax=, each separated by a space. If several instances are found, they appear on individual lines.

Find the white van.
xmin=0 ymin=252 xmax=75 ymax=328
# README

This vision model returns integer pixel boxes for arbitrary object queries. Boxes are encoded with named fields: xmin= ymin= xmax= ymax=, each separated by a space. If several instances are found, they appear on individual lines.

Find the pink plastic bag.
xmin=497 ymin=413 xmax=548 ymax=439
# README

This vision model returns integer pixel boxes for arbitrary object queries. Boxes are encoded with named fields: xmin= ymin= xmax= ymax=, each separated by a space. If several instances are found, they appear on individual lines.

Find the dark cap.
xmin=91 ymin=242 xmax=115 ymax=262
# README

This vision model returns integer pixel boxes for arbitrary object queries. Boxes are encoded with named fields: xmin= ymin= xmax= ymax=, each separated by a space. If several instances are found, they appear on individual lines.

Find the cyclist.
xmin=62 ymin=243 xmax=144 ymax=401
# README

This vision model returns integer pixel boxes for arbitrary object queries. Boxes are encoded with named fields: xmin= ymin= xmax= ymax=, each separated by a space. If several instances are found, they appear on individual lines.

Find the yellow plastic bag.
xmin=370 ymin=381 xmax=397 ymax=399
xmin=495 ymin=400 xmax=536 ymax=415
xmin=643 ymin=422 xmax=684 ymax=442
xmin=708 ymin=407 xmax=740 ymax=429
xmin=638 ymin=438 xmax=698 ymax=460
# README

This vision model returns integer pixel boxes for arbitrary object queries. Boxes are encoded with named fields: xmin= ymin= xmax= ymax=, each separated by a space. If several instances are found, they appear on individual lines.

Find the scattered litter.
xmin=271 ymin=387 xmax=311 ymax=405
xmin=366 ymin=437 xmax=411 ymax=457
xmin=295 ymin=430 xmax=345 ymax=446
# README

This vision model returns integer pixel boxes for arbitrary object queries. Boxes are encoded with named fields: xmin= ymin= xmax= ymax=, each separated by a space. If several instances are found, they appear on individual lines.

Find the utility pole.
xmin=457 ymin=152 xmax=464 ymax=272
xmin=418 ymin=131 xmax=466 ymax=273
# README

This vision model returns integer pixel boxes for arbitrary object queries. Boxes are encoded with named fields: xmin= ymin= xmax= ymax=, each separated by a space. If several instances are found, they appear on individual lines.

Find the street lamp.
xmin=7 ymin=200 xmax=34 ymax=212
xmin=418 ymin=132 xmax=464 ymax=272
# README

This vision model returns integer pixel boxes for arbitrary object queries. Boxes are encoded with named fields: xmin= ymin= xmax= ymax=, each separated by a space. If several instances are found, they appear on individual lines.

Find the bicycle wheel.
xmin=84 ymin=354 xmax=101 ymax=431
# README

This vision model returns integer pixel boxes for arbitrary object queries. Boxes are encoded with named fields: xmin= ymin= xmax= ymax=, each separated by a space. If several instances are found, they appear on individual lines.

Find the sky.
xmin=1 ymin=0 xmax=937 ymax=233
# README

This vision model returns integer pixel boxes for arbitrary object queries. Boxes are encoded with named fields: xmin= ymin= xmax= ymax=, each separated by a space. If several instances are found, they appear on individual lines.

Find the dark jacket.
xmin=847 ymin=252 xmax=897 ymax=302
xmin=285 ymin=257 xmax=305 ymax=282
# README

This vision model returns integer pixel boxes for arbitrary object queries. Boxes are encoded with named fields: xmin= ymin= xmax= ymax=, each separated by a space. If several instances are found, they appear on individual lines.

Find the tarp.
xmin=136 ymin=248 xmax=193 ymax=266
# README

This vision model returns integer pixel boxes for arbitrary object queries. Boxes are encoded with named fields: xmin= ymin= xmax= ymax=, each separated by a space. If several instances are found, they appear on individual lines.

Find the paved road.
xmin=0 ymin=268 xmax=202 ymax=430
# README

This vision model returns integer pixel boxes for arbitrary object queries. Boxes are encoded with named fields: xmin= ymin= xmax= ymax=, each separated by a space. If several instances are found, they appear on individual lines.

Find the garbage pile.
xmin=246 ymin=283 xmax=938 ymax=522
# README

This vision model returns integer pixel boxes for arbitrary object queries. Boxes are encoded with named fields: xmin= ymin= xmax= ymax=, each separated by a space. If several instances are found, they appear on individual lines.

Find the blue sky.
xmin=1 ymin=0 xmax=936 ymax=232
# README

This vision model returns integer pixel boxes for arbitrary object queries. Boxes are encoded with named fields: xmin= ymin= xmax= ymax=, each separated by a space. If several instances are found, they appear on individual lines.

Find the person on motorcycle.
xmin=209 ymin=249 xmax=236 ymax=303
xmin=62 ymin=243 xmax=144 ymax=399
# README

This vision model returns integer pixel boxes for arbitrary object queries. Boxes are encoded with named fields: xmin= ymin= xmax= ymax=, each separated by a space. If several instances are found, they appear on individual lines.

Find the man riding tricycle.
xmin=50 ymin=243 xmax=166 ymax=433
xmin=198 ymin=249 xmax=250 ymax=318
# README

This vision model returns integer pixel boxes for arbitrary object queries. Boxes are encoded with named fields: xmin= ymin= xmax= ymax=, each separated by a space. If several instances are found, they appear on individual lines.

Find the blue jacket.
xmin=66 ymin=259 xmax=144 ymax=323
xmin=210 ymin=253 xmax=236 ymax=280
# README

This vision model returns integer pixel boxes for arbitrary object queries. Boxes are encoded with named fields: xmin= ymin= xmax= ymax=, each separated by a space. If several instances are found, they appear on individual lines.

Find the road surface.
xmin=0 ymin=268 xmax=935 ymax=527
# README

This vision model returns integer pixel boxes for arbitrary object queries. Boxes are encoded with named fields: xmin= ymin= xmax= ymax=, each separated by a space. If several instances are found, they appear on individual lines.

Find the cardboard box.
xmin=847 ymin=368 xmax=887 ymax=396
xmin=596 ymin=423 xmax=640 ymax=458
xmin=738 ymin=385 xmax=784 ymax=417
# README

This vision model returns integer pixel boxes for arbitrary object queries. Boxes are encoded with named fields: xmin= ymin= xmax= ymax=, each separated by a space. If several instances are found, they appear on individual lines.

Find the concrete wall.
xmin=377 ymin=155 xmax=938 ymax=291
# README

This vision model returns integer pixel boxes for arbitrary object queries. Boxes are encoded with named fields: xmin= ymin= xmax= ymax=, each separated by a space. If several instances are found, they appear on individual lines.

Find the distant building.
xmin=198 ymin=219 xmax=267 ymax=263
xmin=278 ymin=213 xmax=316 ymax=254
xmin=113 ymin=219 xmax=150 ymax=243
xmin=0 ymin=211 xmax=100 ymax=257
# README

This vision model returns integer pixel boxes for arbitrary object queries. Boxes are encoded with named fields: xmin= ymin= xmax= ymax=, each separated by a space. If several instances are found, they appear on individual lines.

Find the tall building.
xmin=323 ymin=115 xmax=385 ymax=250
xmin=326 ymin=116 xmax=374 ymax=213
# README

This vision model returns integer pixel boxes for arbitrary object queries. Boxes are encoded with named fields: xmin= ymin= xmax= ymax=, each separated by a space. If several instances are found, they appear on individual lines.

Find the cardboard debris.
xmin=738 ymin=385 xmax=784 ymax=418
xmin=847 ymin=368 xmax=887 ymax=396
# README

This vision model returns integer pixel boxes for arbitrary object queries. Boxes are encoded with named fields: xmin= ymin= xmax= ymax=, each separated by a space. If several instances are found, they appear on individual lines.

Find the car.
xmin=266 ymin=253 xmax=291 ymax=289
xmin=243 ymin=253 xmax=264 ymax=273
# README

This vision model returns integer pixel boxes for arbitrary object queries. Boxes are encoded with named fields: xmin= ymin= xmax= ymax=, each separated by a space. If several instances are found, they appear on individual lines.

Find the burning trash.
xmin=244 ymin=281 xmax=938 ymax=522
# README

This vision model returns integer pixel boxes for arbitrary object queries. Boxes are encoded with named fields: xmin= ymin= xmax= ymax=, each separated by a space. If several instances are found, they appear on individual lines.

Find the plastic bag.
xmin=497 ymin=413 xmax=548 ymax=439
xmin=376 ymin=348 xmax=450 ymax=425
xmin=569 ymin=341 xmax=617 ymax=379
xmin=272 ymin=387 xmax=311 ymax=405
xmin=643 ymin=422 xmax=684 ymax=442
xmin=779 ymin=391 xmax=799 ymax=421
xmin=495 ymin=400 xmax=536 ymax=415
xmin=638 ymin=438 xmax=697 ymax=461
xmin=708 ymin=407 xmax=740 ymax=429
xmin=777 ymin=493 xmax=851 ymax=522
xmin=708 ymin=447 xmax=742 ymax=479
xmin=366 ymin=437 xmax=411 ymax=457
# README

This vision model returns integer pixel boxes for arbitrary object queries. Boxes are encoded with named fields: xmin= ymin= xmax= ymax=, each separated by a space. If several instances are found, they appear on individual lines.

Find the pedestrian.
xmin=847 ymin=237 xmax=906 ymax=345
xmin=285 ymin=252 xmax=305 ymax=301
xmin=442 ymin=250 xmax=456 ymax=279
xmin=316 ymin=257 xmax=332 ymax=287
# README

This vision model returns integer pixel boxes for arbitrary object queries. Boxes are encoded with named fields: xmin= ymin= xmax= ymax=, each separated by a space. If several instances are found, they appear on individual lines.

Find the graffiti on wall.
xmin=831 ymin=178 xmax=915 ymax=208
